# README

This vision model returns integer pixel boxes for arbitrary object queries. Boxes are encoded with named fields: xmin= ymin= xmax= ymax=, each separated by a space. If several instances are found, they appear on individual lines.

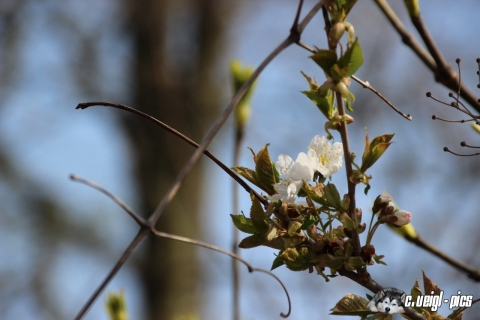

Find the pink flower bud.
xmin=389 ymin=209 xmax=412 ymax=227
xmin=372 ymin=194 xmax=392 ymax=213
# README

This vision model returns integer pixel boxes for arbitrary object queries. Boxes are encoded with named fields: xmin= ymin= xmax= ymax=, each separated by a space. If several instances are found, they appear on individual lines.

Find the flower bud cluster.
xmin=372 ymin=194 xmax=412 ymax=227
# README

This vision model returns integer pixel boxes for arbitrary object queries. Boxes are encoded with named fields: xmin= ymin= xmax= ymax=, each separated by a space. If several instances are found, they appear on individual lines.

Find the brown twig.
xmin=70 ymin=174 xmax=147 ymax=227
xmin=351 ymin=75 xmax=412 ymax=120
xmin=74 ymin=228 xmax=151 ymax=320
xmin=373 ymin=0 xmax=480 ymax=113
xmin=405 ymin=235 xmax=480 ymax=281
xmin=152 ymin=229 xmax=292 ymax=318
xmin=76 ymin=101 xmax=267 ymax=206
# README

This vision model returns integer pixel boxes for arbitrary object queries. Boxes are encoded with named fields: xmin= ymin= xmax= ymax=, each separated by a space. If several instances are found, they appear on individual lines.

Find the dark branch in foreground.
xmin=76 ymin=102 xmax=267 ymax=206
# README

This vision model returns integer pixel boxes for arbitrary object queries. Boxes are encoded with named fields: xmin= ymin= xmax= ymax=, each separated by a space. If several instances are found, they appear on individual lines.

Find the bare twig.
xmin=76 ymin=101 xmax=267 ymax=206
xmin=351 ymin=75 xmax=412 ymax=120
xmin=152 ymin=229 xmax=292 ymax=318
xmin=74 ymin=228 xmax=151 ymax=320
xmin=373 ymin=0 xmax=480 ymax=113
xmin=405 ymin=235 xmax=480 ymax=281
xmin=70 ymin=174 xmax=147 ymax=227
xmin=443 ymin=147 xmax=480 ymax=157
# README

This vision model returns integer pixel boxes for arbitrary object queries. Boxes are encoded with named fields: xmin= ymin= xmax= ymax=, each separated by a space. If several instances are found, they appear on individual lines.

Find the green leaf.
xmin=310 ymin=50 xmax=338 ymax=78
xmin=238 ymin=234 xmax=266 ymax=249
xmin=364 ymin=184 xmax=371 ymax=195
xmin=360 ymin=133 xmax=395 ymax=172
xmin=302 ymin=182 xmax=329 ymax=206
xmin=324 ymin=183 xmax=342 ymax=210
xmin=252 ymin=145 xmax=277 ymax=195
xmin=302 ymin=90 xmax=335 ymax=119
xmin=300 ymin=214 xmax=318 ymax=230
xmin=329 ymin=293 xmax=371 ymax=316
xmin=232 ymin=166 xmax=257 ymax=186
xmin=230 ymin=214 xmax=257 ymax=234
xmin=339 ymin=212 xmax=355 ymax=231
xmin=238 ymin=234 xmax=284 ymax=250
xmin=337 ymin=38 xmax=364 ymax=77
xmin=271 ymin=254 xmax=285 ymax=271
xmin=249 ymin=193 xmax=268 ymax=233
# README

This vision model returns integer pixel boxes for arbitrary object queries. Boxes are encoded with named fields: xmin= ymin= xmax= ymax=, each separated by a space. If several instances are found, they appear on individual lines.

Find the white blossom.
xmin=307 ymin=135 xmax=343 ymax=178
xmin=269 ymin=153 xmax=314 ymax=203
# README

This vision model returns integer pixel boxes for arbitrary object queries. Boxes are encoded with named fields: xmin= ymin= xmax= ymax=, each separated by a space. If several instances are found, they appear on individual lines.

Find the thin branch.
xmin=431 ymin=115 xmax=472 ymax=123
xmin=373 ymin=0 xmax=480 ymax=113
xmin=405 ymin=235 xmax=480 ymax=282
xmin=443 ymin=147 xmax=480 ymax=157
xmin=69 ymin=174 xmax=147 ymax=227
xmin=461 ymin=141 xmax=480 ymax=149
xmin=351 ymin=75 xmax=412 ymax=120
xmin=76 ymin=101 xmax=267 ymax=206
xmin=152 ymin=229 xmax=292 ymax=318
xmin=335 ymin=91 xmax=360 ymax=256
xmin=147 ymin=0 xmax=327 ymax=227
xmin=74 ymin=228 xmax=151 ymax=320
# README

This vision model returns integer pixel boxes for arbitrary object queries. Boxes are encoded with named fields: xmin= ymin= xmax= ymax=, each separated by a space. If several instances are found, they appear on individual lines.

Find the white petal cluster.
xmin=270 ymin=153 xmax=314 ymax=203
xmin=269 ymin=135 xmax=343 ymax=203
xmin=308 ymin=135 xmax=343 ymax=178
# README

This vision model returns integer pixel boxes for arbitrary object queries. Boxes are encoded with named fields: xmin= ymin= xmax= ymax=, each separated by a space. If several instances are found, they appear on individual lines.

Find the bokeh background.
xmin=1 ymin=0 xmax=480 ymax=319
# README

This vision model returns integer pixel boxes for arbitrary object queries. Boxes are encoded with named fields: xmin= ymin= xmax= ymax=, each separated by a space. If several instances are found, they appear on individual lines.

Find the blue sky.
xmin=1 ymin=1 xmax=480 ymax=319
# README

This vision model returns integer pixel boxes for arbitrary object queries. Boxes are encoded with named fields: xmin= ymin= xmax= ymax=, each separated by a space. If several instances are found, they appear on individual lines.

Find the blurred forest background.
xmin=1 ymin=0 xmax=480 ymax=319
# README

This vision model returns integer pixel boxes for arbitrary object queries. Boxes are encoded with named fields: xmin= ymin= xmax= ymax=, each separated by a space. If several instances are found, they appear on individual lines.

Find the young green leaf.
xmin=251 ymin=145 xmax=277 ymax=195
xmin=271 ymin=254 xmax=285 ymax=271
xmin=230 ymin=214 xmax=257 ymax=234
xmin=249 ymin=193 xmax=268 ymax=233
xmin=360 ymin=133 xmax=395 ymax=172
xmin=310 ymin=50 xmax=338 ymax=78
xmin=324 ymin=183 xmax=342 ymax=210
xmin=337 ymin=38 xmax=363 ymax=77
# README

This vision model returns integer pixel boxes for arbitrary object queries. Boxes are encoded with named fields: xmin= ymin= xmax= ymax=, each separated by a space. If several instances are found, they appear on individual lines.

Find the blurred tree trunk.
xmin=123 ymin=0 xmax=235 ymax=318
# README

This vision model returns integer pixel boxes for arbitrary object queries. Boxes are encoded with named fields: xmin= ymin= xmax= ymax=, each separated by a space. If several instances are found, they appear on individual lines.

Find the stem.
xmin=335 ymin=91 xmax=361 ymax=256
xmin=232 ymin=126 xmax=244 ymax=320
xmin=74 ymin=228 xmax=151 ymax=320
xmin=406 ymin=235 xmax=480 ymax=282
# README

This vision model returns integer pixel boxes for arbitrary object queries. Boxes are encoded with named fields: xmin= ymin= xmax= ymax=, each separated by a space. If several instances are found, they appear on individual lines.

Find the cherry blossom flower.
xmin=307 ymin=135 xmax=343 ymax=178
xmin=269 ymin=152 xmax=314 ymax=203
